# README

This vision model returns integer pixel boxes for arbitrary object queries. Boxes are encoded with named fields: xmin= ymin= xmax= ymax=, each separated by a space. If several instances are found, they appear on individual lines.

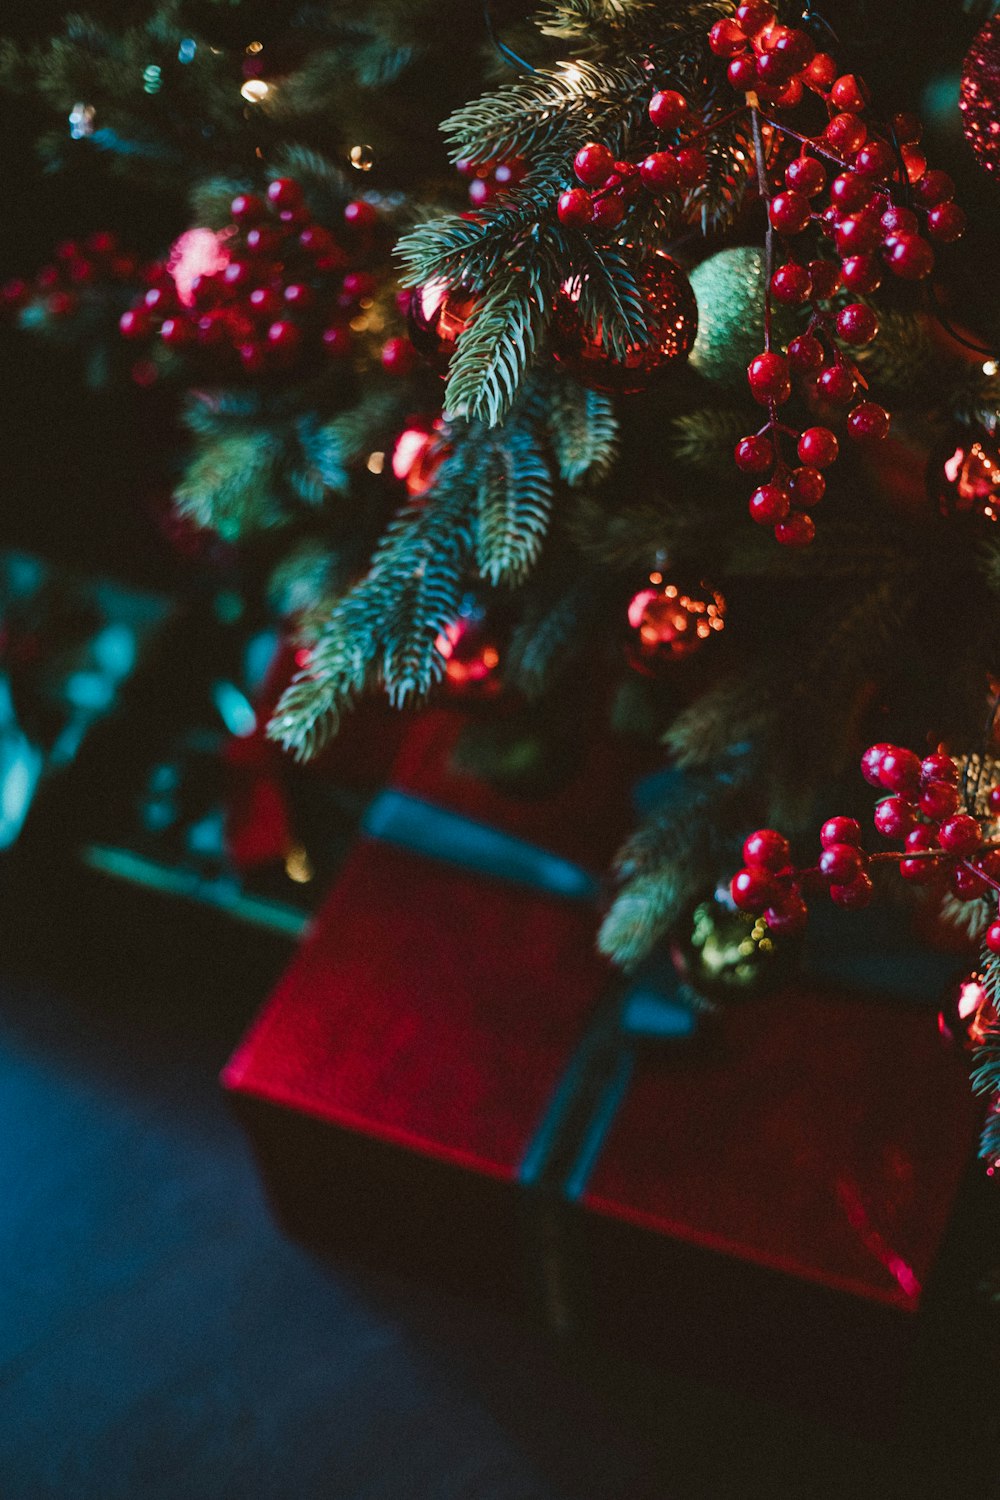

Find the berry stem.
xmin=750 ymin=103 xmax=774 ymax=354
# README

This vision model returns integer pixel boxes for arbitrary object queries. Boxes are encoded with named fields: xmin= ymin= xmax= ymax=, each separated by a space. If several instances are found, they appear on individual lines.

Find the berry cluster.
xmin=456 ymin=154 xmax=527 ymax=209
xmin=1 ymin=231 xmax=140 ymax=322
xmin=556 ymin=88 xmax=708 ymax=230
xmin=710 ymin=2 xmax=965 ymax=546
xmin=118 ymin=178 xmax=413 ymax=380
xmin=730 ymin=743 xmax=1000 ymax=944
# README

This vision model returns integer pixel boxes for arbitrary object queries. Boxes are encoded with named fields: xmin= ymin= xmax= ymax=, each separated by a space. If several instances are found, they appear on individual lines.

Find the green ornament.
xmin=669 ymin=887 xmax=800 ymax=1002
xmin=689 ymin=247 xmax=796 ymax=390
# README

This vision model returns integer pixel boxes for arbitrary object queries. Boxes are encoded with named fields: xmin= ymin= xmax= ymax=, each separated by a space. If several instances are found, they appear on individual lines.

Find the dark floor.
xmin=0 ymin=858 xmax=944 ymax=1500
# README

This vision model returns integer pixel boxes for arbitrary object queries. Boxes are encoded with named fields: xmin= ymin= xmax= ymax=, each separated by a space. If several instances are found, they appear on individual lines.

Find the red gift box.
xmin=223 ymin=838 xmax=612 ymax=1311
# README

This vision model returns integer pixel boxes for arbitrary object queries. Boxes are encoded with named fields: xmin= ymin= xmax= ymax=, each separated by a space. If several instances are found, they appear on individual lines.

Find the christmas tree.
xmin=8 ymin=0 xmax=1000 ymax=1163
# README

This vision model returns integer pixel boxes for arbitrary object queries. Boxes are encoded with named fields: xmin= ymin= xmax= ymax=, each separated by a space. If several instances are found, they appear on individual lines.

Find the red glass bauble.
xmin=625 ymin=570 xmax=726 ymax=673
xmin=961 ymin=17 xmax=1000 ymax=181
xmin=929 ymin=427 xmax=1000 ymax=524
xmin=552 ymin=251 xmax=698 ymax=395
xmin=938 ymin=971 xmax=998 ymax=1051
xmin=434 ymin=598 xmax=503 ymax=699
xmin=391 ymin=420 xmax=450 ymax=501
xmin=407 ymin=279 xmax=479 ymax=370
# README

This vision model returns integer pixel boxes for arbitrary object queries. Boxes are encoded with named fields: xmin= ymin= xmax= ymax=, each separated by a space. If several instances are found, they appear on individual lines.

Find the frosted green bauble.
xmin=689 ymin=246 xmax=797 ymax=389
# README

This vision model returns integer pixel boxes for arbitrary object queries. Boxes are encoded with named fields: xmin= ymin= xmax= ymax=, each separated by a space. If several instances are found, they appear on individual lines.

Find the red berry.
xmin=772 ymin=28 xmax=814 ymax=69
xmin=237 ymin=342 xmax=266 ymax=373
xmin=245 ymin=225 xmax=282 ymax=257
xmin=826 ymin=113 xmax=867 ymax=158
xmin=639 ymin=152 xmax=681 ymax=193
xmin=874 ymin=795 xmax=917 ymax=840
xmin=222 ymin=259 xmax=254 ymax=291
xmin=749 ymin=482 xmax=791 ymax=525
xmin=266 ymin=178 xmax=303 ymax=211
xmin=788 ymin=334 xmax=825 ymax=373
xmin=879 ymin=205 xmax=919 ymax=238
xmin=817 ymin=363 xmax=858 ymax=405
xmin=861 ymin=743 xmax=894 ymax=786
xmin=143 ymin=285 xmax=175 ymax=313
xmin=922 ymin=753 xmax=958 ymax=786
xmin=735 ymin=434 xmax=773 ymax=473
xmin=836 ymin=212 xmax=882 ymax=256
xmin=674 ymin=148 xmax=707 ymax=186
xmin=648 ymin=90 xmax=689 ymax=130
xmin=789 ymin=466 xmax=826 ymax=508
xmin=913 ymin=170 xmax=955 ymax=207
xmin=743 ymin=828 xmax=791 ymax=871
xmin=282 ymin=283 xmax=314 ymax=311
xmin=756 ymin=50 xmax=797 ymax=89
xmin=893 ymin=113 xmax=922 ymax=146
xmin=774 ymin=513 xmax=816 ymax=547
xmin=321 ymin=324 xmax=352 ymax=358
xmin=951 ymin=864 xmax=987 ymax=900
xmin=764 ymin=894 xmax=809 ymax=935
xmin=830 ymin=872 xmax=874 ymax=909
xmin=231 ymin=193 xmax=266 ymax=222
xmin=853 ymin=140 xmax=895 ymax=180
xmin=804 ymin=52 xmax=837 ymax=91
xmin=846 ymin=402 xmax=891 ymax=442
xmin=900 ymin=825 xmax=940 ymax=882
xmin=342 ymin=271 xmax=378 ymax=302
xmin=735 ymin=1 xmax=775 ymax=34
xmin=819 ymin=843 xmax=863 ymax=883
xmin=836 ymin=303 xmax=879 ymax=346
xmin=709 ymin=18 xmax=747 ymax=55
xmin=266 ymin=319 xmax=302 ymax=354
xmin=748 ymin=350 xmax=791 ymax=405
xmin=557 ymin=188 xmax=593 ymax=227
xmin=886 ymin=234 xmax=934 ymax=281
xmin=901 ymin=144 xmax=928 ymax=184
xmin=830 ymin=74 xmax=869 ymax=112
xmin=159 ymin=315 xmax=192 ymax=346
xmin=986 ymin=922 xmax=1000 ymax=956
xmin=926 ymin=203 xmax=967 ymax=243
xmin=830 ymin=172 xmax=873 ymax=213
xmin=119 ymin=307 xmax=151 ymax=339
xmin=345 ymin=200 xmax=378 ymax=230
xmin=769 ymin=191 xmax=811 ymax=235
xmin=807 ymin=260 xmax=841 ymax=299
xmin=728 ymin=56 xmax=758 ymax=89
xmin=798 ymin=426 xmax=839 ymax=467
xmin=248 ymin=286 xmax=281 ymax=319
xmin=840 ymin=254 xmax=882 ymax=293
xmin=879 ymin=746 xmax=922 ymax=793
xmin=731 ymin=866 xmax=778 ymax=911
xmin=821 ymin=816 xmax=862 ymax=848
xmin=298 ymin=225 xmax=339 ymax=259
xmin=938 ymin=814 xmax=981 ymax=856
xmin=771 ymin=263 xmax=812 ymax=304
xmin=591 ymin=194 xmax=625 ymax=229
xmin=467 ymin=177 xmax=495 ymax=208
xmin=920 ymin=780 xmax=961 ymax=821
xmin=574 ymin=143 xmax=615 ymax=187
xmin=382 ymin=335 xmax=418 ymax=374
xmin=786 ymin=157 xmax=826 ymax=197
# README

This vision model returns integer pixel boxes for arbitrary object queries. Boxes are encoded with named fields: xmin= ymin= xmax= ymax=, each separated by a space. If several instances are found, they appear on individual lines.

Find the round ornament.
xmin=961 ymin=17 xmax=1000 ymax=181
xmin=391 ymin=420 xmax=450 ymax=500
xmin=929 ymin=426 xmax=1000 ymax=524
xmin=552 ymin=251 xmax=698 ymax=395
xmin=625 ymin=569 xmax=726 ymax=672
xmin=670 ymin=885 xmax=800 ymax=1003
xmin=689 ymin=247 xmax=797 ymax=389
xmin=434 ymin=596 xmax=503 ymax=699
xmin=938 ymin=970 xmax=999 ymax=1051
xmin=408 ymin=279 xmax=479 ymax=370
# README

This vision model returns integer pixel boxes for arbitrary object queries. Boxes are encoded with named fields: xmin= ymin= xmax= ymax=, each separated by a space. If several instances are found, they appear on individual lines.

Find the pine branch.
xmin=444 ymin=265 xmax=554 ymax=427
xmin=474 ymin=430 xmax=554 ymax=585
xmin=548 ymin=378 xmax=618 ymax=484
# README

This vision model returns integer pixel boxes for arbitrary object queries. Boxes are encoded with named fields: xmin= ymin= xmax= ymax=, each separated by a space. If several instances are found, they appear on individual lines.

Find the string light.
xmin=68 ymin=102 xmax=95 ymax=139
xmin=240 ymin=79 xmax=270 ymax=103
xmin=245 ymin=40 xmax=264 ymax=54
xmin=366 ymin=452 xmax=386 ymax=474
xmin=142 ymin=64 xmax=162 ymax=95
xmin=177 ymin=39 xmax=197 ymax=64
xmin=284 ymin=845 xmax=315 ymax=884
xmin=984 ymin=359 xmax=999 ymax=377
xmin=349 ymin=145 xmax=375 ymax=171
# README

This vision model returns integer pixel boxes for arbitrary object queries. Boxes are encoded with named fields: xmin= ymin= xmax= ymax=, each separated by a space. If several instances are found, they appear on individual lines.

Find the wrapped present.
xmin=223 ymin=824 xmax=984 ymax=1445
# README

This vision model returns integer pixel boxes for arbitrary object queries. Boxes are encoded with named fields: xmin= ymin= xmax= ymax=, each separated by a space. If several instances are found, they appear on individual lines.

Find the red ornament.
xmin=938 ymin=971 xmax=998 ymax=1051
xmin=961 ymin=17 xmax=1000 ymax=181
xmin=434 ymin=600 xmax=503 ymax=699
xmin=931 ymin=428 xmax=1000 ymax=524
xmin=552 ymin=252 xmax=697 ymax=395
xmin=408 ymin=279 xmax=479 ymax=370
xmin=625 ymin=570 xmax=726 ymax=671
xmin=391 ymin=420 xmax=450 ymax=500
